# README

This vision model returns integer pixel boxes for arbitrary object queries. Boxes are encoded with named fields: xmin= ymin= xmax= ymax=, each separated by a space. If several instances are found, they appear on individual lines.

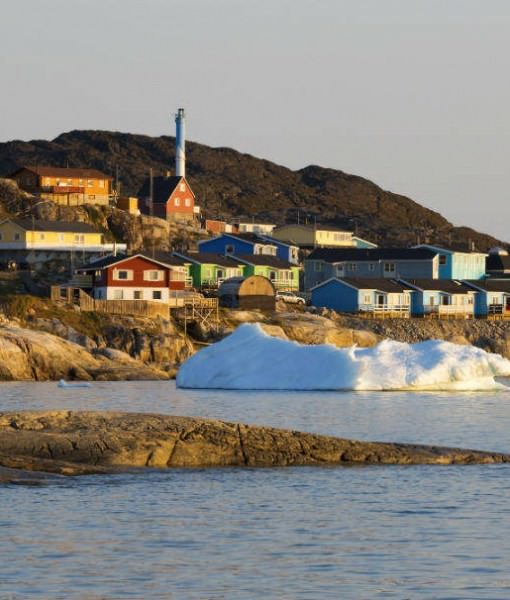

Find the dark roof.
xmin=486 ymin=254 xmax=510 ymax=272
xmin=79 ymin=253 xmax=175 ymax=271
xmin=137 ymin=176 xmax=184 ymax=203
xmin=79 ymin=254 xmax=130 ymax=270
xmin=415 ymin=243 xmax=487 ymax=255
xmin=336 ymin=278 xmax=414 ymax=292
xmin=464 ymin=279 xmax=510 ymax=292
xmin=307 ymin=247 xmax=437 ymax=262
xmin=402 ymin=279 xmax=474 ymax=293
xmin=235 ymin=254 xmax=293 ymax=268
xmin=174 ymin=252 xmax=244 ymax=267
xmin=11 ymin=166 xmax=111 ymax=179
xmin=10 ymin=218 xmax=100 ymax=233
xmin=152 ymin=252 xmax=190 ymax=266
xmin=275 ymin=224 xmax=351 ymax=233
xmin=226 ymin=232 xmax=274 ymax=244
xmin=257 ymin=235 xmax=296 ymax=247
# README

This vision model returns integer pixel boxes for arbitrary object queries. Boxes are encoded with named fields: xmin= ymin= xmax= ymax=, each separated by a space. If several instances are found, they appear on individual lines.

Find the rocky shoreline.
xmin=0 ymin=411 xmax=508 ymax=483
xmin=0 ymin=303 xmax=509 ymax=381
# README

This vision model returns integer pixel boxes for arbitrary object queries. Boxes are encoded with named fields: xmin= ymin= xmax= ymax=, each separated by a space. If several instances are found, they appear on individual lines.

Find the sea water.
xmin=1 ymin=381 xmax=510 ymax=599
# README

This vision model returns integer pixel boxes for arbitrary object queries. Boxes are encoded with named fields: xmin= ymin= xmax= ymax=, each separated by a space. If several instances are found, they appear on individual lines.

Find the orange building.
xmin=9 ymin=166 xmax=113 ymax=206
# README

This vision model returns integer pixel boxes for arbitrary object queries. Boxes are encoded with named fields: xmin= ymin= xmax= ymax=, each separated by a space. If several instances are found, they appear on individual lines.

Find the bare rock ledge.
xmin=0 ymin=411 xmax=508 ymax=478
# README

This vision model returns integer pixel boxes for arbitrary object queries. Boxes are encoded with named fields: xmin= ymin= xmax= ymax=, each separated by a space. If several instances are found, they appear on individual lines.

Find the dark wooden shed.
xmin=218 ymin=275 xmax=276 ymax=310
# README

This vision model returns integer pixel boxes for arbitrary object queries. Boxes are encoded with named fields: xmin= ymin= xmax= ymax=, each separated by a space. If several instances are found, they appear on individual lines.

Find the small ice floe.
xmin=58 ymin=379 xmax=92 ymax=389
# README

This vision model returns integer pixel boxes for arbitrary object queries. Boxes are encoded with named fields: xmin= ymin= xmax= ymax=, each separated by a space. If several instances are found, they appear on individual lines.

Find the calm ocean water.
xmin=1 ymin=381 xmax=510 ymax=599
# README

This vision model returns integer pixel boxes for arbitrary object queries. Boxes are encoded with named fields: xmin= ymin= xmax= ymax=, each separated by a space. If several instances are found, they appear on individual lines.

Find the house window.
xmin=429 ymin=297 xmax=435 ymax=306
xmin=88 ymin=195 xmax=96 ymax=200
xmin=144 ymin=270 xmax=163 ymax=281
xmin=368 ymin=263 xmax=375 ymax=272
xmin=269 ymin=271 xmax=277 ymax=280
xmin=87 ymin=180 xmax=93 ymax=187
xmin=39 ymin=233 xmax=45 ymax=241
xmin=113 ymin=289 xmax=124 ymax=300
xmin=439 ymin=255 xmax=447 ymax=265
xmin=152 ymin=290 xmax=162 ymax=300
xmin=174 ymin=198 xmax=180 ymax=206
xmin=114 ymin=269 xmax=133 ymax=281
xmin=217 ymin=269 xmax=225 ymax=279
xmin=133 ymin=290 xmax=143 ymax=300
xmin=225 ymin=244 xmax=234 ymax=255
xmin=74 ymin=234 xmax=85 ymax=243
xmin=99 ymin=180 xmax=104 ymax=188
xmin=348 ymin=263 xmax=357 ymax=272
xmin=14 ymin=233 xmax=20 ymax=241
xmin=314 ymin=262 xmax=322 ymax=272
xmin=94 ymin=270 xmax=102 ymax=278
xmin=364 ymin=294 xmax=371 ymax=304
xmin=384 ymin=263 xmax=395 ymax=273
xmin=185 ymin=198 xmax=191 ymax=207
xmin=179 ymin=183 xmax=186 ymax=192
xmin=59 ymin=234 xmax=65 ymax=242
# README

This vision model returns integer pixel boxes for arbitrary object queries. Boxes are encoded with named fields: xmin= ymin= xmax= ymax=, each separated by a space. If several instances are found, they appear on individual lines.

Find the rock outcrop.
xmin=0 ymin=411 xmax=508 ymax=478
xmin=0 ymin=325 xmax=169 ymax=381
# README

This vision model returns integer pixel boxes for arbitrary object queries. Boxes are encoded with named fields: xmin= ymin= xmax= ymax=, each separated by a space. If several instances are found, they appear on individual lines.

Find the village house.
xmin=76 ymin=254 xmax=185 ymax=302
xmin=413 ymin=244 xmax=487 ymax=280
xmin=304 ymin=247 xmax=439 ymax=290
xmin=233 ymin=221 xmax=276 ymax=235
xmin=137 ymin=175 xmax=200 ymax=224
xmin=463 ymin=279 xmax=510 ymax=317
xmin=311 ymin=277 xmax=414 ymax=317
xmin=233 ymin=255 xmax=300 ymax=291
xmin=271 ymin=224 xmax=356 ymax=249
xmin=172 ymin=252 xmax=244 ymax=290
xmin=402 ymin=279 xmax=476 ymax=317
xmin=0 ymin=219 xmax=126 ymax=269
xmin=198 ymin=232 xmax=299 ymax=264
xmin=9 ymin=166 xmax=112 ymax=206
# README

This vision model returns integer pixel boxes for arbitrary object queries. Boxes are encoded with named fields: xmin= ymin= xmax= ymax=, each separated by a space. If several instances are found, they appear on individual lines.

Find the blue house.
xmin=402 ymin=279 xmax=476 ymax=317
xmin=311 ymin=277 xmax=414 ymax=317
xmin=198 ymin=232 xmax=299 ymax=265
xmin=463 ymin=279 xmax=510 ymax=317
xmin=414 ymin=245 xmax=487 ymax=280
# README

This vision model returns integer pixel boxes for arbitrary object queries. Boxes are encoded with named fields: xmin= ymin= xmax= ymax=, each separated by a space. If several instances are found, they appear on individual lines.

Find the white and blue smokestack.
xmin=175 ymin=108 xmax=186 ymax=178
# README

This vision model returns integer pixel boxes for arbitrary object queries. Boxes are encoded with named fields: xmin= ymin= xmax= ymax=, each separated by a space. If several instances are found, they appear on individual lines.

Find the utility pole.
xmin=149 ymin=168 xmax=155 ymax=259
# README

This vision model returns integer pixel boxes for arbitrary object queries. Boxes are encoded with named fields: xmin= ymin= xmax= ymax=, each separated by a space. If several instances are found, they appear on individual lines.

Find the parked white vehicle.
xmin=276 ymin=291 xmax=306 ymax=305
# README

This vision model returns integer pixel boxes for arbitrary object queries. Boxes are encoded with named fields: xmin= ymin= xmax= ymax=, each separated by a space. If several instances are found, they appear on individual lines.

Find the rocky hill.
xmin=0 ymin=130 xmax=505 ymax=249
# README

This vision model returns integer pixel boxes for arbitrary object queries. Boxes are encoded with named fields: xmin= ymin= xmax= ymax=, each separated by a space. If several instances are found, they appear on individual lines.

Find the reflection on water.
xmin=1 ymin=382 xmax=510 ymax=598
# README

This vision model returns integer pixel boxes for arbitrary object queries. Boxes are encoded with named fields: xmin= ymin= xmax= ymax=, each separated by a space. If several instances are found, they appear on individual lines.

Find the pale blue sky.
xmin=1 ymin=0 xmax=509 ymax=240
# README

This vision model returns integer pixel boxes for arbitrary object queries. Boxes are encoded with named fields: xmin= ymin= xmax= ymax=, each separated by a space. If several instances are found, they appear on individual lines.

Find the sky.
xmin=1 ymin=0 xmax=509 ymax=240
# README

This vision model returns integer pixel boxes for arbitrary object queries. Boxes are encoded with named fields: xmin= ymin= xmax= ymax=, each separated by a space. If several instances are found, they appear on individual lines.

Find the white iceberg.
xmin=176 ymin=323 xmax=510 ymax=391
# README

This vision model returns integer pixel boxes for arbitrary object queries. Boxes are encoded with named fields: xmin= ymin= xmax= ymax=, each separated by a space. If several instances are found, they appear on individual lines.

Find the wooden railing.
xmin=78 ymin=290 xmax=170 ymax=318
xmin=424 ymin=305 xmax=474 ymax=315
xmin=360 ymin=304 xmax=410 ymax=314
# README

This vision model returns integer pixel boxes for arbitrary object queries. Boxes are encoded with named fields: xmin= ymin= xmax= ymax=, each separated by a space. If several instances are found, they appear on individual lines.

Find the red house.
xmin=77 ymin=254 xmax=186 ymax=302
xmin=137 ymin=176 xmax=199 ymax=224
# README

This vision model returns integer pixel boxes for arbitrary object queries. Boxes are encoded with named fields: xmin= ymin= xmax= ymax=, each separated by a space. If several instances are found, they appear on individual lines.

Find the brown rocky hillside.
xmin=0 ymin=130 xmax=505 ymax=249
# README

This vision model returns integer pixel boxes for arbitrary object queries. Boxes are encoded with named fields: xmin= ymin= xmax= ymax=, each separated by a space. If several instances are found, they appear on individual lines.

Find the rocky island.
xmin=0 ymin=411 xmax=508 ymax=484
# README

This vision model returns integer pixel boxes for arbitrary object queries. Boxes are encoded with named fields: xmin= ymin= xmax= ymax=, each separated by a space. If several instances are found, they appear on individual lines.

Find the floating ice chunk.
xmin=176 ymin=323 xmax=510 ymax=391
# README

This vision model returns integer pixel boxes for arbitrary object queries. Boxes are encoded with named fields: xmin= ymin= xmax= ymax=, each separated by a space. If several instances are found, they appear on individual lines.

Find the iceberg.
xmin=176 ymin=323 xmax=510 ymax=391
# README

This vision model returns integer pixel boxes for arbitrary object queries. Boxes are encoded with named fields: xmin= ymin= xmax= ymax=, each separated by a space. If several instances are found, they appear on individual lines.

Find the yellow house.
xmin=0 ymin=219 xmax=125 ymax=252
xmin=9 ymin=166 xmax=113 ymax=206
xmin=271 ymin=224 xmax=355 ymax=248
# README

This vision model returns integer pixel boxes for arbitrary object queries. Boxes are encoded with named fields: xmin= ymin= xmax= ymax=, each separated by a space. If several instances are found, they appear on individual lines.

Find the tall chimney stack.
xmin=175 ymin=108 xmax=186 ymax=178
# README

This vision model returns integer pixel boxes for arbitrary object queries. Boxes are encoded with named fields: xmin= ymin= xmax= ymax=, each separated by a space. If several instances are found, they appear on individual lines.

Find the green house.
xmin=173 ymin=252 xmax=245 ymax=289
xmin=235 ymin=255 xmax=300 ymax=291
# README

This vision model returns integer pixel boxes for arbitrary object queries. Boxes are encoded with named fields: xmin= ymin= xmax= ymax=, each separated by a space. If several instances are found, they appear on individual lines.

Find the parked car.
xmin=275 ymin=291 xmax=306 ymax=305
